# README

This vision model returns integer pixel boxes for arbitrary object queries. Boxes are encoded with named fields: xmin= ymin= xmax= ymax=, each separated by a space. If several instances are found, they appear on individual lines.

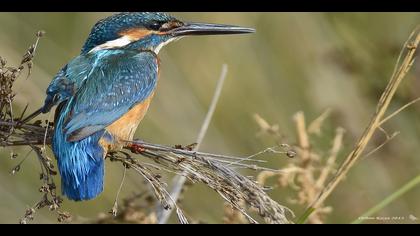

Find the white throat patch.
xmin=154 ymin=37 xmax=180 ymax=54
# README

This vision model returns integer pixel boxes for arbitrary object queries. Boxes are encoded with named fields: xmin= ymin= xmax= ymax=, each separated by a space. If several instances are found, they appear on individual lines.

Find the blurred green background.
xmin=0 ymin=12 xmax=419 ymax=224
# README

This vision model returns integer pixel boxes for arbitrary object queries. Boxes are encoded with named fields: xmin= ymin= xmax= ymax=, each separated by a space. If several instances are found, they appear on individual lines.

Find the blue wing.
xmin=42 ymin=55 xmax=94 ymax=113
xmin=62 ymin=50 xmax=158 ymax=142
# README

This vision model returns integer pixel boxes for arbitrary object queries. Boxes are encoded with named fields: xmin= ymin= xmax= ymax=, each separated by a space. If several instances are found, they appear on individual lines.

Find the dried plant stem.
xmin=308 ymin=109 xmax=332 ymax=136
xmin=195 ymin=64 xmax=229 ymax=150
xmin=111 ymin=166 xmax=127 ymax=216
xmin=315 ymin=127 xmax=345 ymax=190
xmin=293 ymin=112 xmax=311 ymax=165
xmin=293 ymin=112 xmax=316 ymax=201
xmin=156 ymin=64 xmax=229 ymax=224
xmin=378 ymin=97 xmax=420 ymax=126
xmin=302 ymin=26 xmax=420 ymax=222
xmin=362 ymin=131 xmax=399 ymax=159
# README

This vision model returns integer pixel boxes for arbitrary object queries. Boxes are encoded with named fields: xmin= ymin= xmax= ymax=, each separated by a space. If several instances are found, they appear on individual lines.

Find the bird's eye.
xmin=149 ymin=21 xmax=162 ymax=31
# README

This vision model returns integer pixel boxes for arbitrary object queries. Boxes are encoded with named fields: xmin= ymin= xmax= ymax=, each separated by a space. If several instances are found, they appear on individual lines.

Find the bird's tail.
xmin=52 ymin=103 xmax=105 ymax=201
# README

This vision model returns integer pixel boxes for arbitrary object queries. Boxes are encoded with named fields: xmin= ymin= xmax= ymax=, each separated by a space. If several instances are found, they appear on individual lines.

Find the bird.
xmin=21 ymin=12 xmax=255 ymax=201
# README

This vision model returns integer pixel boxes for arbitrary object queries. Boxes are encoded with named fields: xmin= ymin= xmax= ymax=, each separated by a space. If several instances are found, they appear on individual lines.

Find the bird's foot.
xmin=127 ymin=143 xmax=146 ymax=154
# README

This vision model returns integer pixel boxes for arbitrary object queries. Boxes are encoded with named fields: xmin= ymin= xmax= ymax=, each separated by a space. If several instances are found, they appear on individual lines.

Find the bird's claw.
xmin=127 ymin=143 xmax=146 ymax=154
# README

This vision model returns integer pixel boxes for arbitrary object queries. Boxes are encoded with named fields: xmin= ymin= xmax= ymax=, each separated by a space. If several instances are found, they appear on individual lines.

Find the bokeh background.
xmin=0 ymin=12 xmax=419 ymax=224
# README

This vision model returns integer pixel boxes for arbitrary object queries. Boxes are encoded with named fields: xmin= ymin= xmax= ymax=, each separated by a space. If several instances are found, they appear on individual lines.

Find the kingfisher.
xmin=22 ymin=12 xmax=254 ymax=201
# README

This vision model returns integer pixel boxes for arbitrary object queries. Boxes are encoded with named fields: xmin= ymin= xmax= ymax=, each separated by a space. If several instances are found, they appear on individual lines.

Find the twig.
xmin=156 ymin=64 xmax=229 ymax=224
xmin=378 ymin=97 xmax=420 ymax=126
xmin=301 ymin=26 xmax=420 ymax=222
xmin=10 ymin=149 xmax=33 ymax=175
xmin=111 ymin=166 xmax=127 ymax=217
xmin=226 ymin=146 xmax=289 ymax=168
xmin=362 ymin=131 xmax=399 ymax=159
xmin=307 ymin=109 xmax=332 ymax=136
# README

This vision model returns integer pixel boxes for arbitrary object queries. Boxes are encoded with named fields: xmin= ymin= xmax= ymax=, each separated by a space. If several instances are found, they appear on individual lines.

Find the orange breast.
xmin=102 ymin=94 xmax=154 ymax=150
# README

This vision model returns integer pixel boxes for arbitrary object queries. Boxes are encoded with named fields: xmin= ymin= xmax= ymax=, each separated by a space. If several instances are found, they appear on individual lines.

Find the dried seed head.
xmin=286 ymin=150 xmax=297 ymax=158
xmin=10 ymin=152 xmax=18 ymax=159
xmin=10 ymin=165 xmax=21 ymax=175
xmin=36 ymin=30 xmax=46 ymax=38
xmin=57 ymin=211 xmax=72 ymax=223
xmin=0 ymin=57 xmax=7 ymax=66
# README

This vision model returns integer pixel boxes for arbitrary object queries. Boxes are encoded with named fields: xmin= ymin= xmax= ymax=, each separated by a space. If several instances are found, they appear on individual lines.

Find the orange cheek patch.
xmin=120 ymin=28 xmax=154 ymax=41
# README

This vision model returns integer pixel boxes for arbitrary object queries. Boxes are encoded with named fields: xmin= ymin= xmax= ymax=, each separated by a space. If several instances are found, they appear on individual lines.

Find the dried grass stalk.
xmin=305 ymin=26 xmax=420 ymax=219
xmin=113 ymin=140 xmax=294 ymax=224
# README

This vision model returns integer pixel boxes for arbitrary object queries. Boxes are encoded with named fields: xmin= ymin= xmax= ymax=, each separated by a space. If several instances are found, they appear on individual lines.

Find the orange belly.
xmin=100 ymin=94 xmax=154 ymax=151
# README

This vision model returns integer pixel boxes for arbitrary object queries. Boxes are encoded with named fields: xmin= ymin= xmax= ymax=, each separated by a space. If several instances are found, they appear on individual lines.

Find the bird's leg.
xmin=126 ymin=142 xmax=146 ymax=154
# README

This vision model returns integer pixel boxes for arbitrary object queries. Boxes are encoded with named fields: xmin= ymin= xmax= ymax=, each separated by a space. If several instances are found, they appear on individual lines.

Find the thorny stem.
xmin=156 ymin=64 xmax=229 ymax=224
xmin=301 ymin=26 xmax=420 ymax=223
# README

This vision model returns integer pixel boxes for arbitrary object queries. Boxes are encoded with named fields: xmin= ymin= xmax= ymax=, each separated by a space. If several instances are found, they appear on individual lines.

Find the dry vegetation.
xmin=0 ymin=32 xmax=294 ymax=224
xmin=0 ymin=25 xmax=419 ymax=224
xmin=255 ymin=111 xmax=344 ymax=223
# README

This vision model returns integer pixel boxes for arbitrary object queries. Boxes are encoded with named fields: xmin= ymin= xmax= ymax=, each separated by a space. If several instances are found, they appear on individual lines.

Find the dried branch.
xmin=303 ymin=25 xmax=420 ymax=221
xmin=0 ymin=31 xmax=71 ymax=224
xmin=111 ymin=141 xmax=294 ymax=224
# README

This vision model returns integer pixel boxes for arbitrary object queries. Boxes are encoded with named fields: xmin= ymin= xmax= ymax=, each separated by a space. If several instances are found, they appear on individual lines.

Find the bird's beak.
xmin=169 ymin=22 xmax=255 ymax=37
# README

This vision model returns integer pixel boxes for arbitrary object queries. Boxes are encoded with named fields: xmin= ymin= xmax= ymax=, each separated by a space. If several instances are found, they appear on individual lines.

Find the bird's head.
xmin=81 ymin=12 xmax=255 ymax=54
